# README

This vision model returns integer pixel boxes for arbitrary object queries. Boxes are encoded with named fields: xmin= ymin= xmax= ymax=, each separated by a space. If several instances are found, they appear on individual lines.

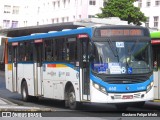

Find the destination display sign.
xmin=96 ymin=29 xmax=144 ymax=37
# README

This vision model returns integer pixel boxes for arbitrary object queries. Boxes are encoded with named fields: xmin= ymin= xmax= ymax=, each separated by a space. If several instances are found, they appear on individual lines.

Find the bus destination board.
xmin=98 ymin=29 xmax=143 ymax=37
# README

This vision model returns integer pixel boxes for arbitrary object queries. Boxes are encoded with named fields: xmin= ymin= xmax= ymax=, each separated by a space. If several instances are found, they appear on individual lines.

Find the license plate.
xmin=122 ymin=95 xmax=133 ymax=99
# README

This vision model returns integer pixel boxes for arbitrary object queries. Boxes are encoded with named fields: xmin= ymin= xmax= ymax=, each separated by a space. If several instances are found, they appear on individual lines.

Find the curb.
xmin=0 ymin=106 xmax=54 ymax=112
xmin=0 ymin=97 xmax=53 ymax=112
xmin=0 ymin=98 xmax=17 ymax=106
xmin=0 ymin=71 xmax=53 ymax=112
xmin=0 ymin=97 xmax=54 ymax=112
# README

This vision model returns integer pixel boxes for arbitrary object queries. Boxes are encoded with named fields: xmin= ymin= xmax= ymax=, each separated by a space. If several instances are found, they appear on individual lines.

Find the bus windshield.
xmin=91 ymin=41 xmax=152 ymax=75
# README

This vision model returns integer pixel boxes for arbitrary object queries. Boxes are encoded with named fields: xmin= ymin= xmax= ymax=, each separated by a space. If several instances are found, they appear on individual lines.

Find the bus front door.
xmin=78 ymin=38 xmax=90 ymax=101
xmin=12 ymin=46 xmax=18 ymax=92
xmin=34 ymin=41 xmax=43 ymax=96
xmin=153 ymin=45 xmax=160 ymax=100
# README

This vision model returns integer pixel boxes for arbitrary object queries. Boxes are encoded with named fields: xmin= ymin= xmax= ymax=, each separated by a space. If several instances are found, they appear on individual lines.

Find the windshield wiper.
xmin=130 ymin=39 xmax=139 ymax=55
xmin=125 ymin=39 xmax=139 ymax=66
xmin=107 ymin=38 xmax=119 ymax=62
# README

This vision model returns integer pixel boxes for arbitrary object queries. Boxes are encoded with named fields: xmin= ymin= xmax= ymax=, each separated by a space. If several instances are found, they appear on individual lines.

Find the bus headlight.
xmin=93 ymin=83 xmax=100 ymax=89
xmin=100 ymin=86 xmax=107 ymax=93
xmin=93 ymin=82 xmax=108 ymax=94
xmin=146 ymin=82 xmax=153 ymax=93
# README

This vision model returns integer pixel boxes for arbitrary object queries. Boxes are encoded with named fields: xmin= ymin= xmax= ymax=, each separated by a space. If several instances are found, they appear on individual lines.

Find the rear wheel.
xmin=21 ymin=81 xmax=31 ymax=102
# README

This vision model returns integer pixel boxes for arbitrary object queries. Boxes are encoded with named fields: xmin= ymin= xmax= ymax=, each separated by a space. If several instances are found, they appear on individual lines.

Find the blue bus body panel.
xmin=91 ymin=74 xmax=153 ymax=93
xmin=8 ymin=27 xmax=93 ymax=42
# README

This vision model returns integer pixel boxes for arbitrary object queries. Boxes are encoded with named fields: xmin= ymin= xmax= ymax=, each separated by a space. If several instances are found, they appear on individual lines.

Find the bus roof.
xmin=8 ymin=27 xmax=92 ymax=42
xmin=150 ymin=31 xmax=160 ymax=39
xmin=1 ymin=22 xmax=83 ymax=37
xmin=1 ymin=18 xmax=128 ymax=37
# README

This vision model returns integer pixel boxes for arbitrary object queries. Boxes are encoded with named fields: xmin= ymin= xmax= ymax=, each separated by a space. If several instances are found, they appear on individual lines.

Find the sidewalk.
xmin=0 ymin=98 xmax=47 ymax=111
xmin=0 ymin=70 xmax=52 ymax=112
xmin=0 ymin=97 xmax=53 ymax=112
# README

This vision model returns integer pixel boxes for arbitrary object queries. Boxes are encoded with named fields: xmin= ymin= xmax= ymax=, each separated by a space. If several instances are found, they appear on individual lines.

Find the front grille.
xmin=112 ymin=93 xmax=142 ymax=99
xmin=134 ymin=93 xmax=142 ymax=98
xmin=105 ymin=78 xmax=146 ymax=84
xmin=114 ymin=95 xmax=121 ymax=99
xmin=93 ymin=72 xmax=152 ymax=84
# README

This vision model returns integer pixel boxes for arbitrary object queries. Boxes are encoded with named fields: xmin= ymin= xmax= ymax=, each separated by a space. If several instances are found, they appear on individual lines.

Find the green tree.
xmin=97 ymin=0 xmax=147 ymax=25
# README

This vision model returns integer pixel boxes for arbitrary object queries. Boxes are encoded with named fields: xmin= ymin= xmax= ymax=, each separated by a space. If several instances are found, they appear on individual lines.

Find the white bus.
xmin=5 ymin=25 xmax=153 ymax=110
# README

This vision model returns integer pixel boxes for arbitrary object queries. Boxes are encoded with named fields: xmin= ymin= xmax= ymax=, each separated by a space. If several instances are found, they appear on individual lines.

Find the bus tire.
xmin=21 ymin=81 xmax=30 ymax=102
xmin=67 ymin=86 xmax=80 ymax=110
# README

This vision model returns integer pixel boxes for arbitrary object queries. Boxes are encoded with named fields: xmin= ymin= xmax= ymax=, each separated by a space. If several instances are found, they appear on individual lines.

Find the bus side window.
xmin=25 ymin=41 xmax=33 ymax=62
xmin=43 ymin=37 xmax=77 ymax=62
xmin=44 ymin=40 xmax=52 ymax=61
xmin=18 ymin=42 xmax=25 ymax=62
xmin=8 ymin=44 xmax=12 ymax=62
xmin=66 ymin=37 xmax=77 ymax=62
xmin=56 ymin=38 xmax=65 ymax=61
xmin=65 ymin=42 xmax=70 ymax=61
xmin=52 ymin=40 xmax=57 ymax=61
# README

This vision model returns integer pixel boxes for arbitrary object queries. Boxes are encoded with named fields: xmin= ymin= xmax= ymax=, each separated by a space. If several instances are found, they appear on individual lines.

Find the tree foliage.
xmin=97 ymin=0 xmax=147 ymax=25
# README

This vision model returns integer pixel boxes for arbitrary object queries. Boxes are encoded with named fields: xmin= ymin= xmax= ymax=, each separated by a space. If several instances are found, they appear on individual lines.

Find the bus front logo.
xmin=126 ymin=86 xmax=129 ymax=90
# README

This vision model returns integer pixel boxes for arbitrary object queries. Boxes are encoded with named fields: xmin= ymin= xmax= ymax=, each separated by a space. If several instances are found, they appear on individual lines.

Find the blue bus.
xmin=5 ymin=25 xmax=153 ymax=110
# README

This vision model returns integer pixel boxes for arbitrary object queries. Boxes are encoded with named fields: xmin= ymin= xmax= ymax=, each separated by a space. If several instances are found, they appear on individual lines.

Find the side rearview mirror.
xmin=89 ymin=54 xmax=95 ymax=62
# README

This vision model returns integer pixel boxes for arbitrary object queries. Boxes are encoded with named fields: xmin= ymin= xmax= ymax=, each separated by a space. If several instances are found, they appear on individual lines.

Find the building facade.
xmin=0 ymin=0 xmax=41 ymax=29
xmin=36 ymin=0 xmax=103 ymax=25
xmin=0 ymin=0 xmax=21 ymax=29
xmin=1 ymin=0 xmax=160 ymax=31
xmin=0 ymin=0 xmax=103 ymax=29
xmin=134 ymin=0 xmax=160 ymax=31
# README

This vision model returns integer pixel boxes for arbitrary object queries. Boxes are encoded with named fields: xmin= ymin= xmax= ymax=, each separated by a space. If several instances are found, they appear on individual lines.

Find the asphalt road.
xmin=0 ymin=71 xmax=160 ymax=119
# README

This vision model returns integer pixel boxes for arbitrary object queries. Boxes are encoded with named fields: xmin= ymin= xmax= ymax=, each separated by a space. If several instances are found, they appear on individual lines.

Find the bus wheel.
xmin=67 ymin=87 xmax=79 ymax=110
xmin=21 ymin=82 xmax=30 ymax=102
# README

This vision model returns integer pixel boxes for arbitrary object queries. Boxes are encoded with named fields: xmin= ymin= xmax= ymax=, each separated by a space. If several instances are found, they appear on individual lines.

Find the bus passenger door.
xmin=78 ymin=35 xmax=90 ymax=101
xmin=34 ymin=40 xmax=43 ymax=96
xmin=153 ymin=45 xmax=160 ymax=100
xmin=12 ymin=44 xmax=18 ymax=92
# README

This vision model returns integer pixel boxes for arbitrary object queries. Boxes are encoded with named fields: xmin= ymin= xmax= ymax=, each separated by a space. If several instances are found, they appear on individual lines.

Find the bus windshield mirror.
xmin=88 ymin=42 xmax=95 ymax=62
xmin=89 ymin=54 xmax=95 ymax=62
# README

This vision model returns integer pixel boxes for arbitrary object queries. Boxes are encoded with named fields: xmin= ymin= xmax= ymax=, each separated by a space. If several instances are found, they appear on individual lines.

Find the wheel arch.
xmin=64 ymin=81 xmax=80 ymax=101
xmin=64 ymin=81 xmax=74 ymax=98
xmin=64 ymin=81 xmax=81 ymax=109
